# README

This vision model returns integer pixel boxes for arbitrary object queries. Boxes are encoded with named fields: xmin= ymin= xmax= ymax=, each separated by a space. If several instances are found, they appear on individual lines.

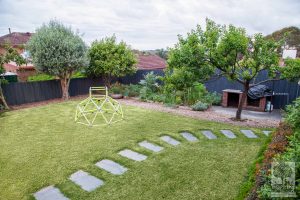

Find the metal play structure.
xmin=75 ymin=87 xmax=124 ymax=126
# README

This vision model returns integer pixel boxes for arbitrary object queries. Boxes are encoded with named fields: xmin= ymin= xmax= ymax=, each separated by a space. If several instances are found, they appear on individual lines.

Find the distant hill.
xmin=265 ymin=26 xmax=300 ymax=57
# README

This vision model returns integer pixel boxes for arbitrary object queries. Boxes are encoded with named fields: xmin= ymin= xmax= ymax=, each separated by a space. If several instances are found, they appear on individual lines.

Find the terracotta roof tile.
xmin=0 ymin=32 xmax=33 ymax=46
xmin=137 ymin=54 xmax=166 ymax=70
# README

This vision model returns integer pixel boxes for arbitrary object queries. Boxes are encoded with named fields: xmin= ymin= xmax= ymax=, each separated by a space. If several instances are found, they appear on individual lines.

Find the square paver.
xmin=69 ymin=170 xmax=104 ymax=192
xmin=220 ymin=130 xmax=236 ymax=139
xmin=138 ymin=141 xmax=164 ymax=152
xmin=201 ymin=130 xmax=217 ymax=139
xmin=34 ymin=186 xmax=69 ymax=200
xmin=180 ymin=132 xmax=199 ymax=142
xmin=262 ymin=130 xmax=272 ymax=136
xmin=240 ymin=130 xmax=258 ymax=138
xmin=95 ymin=159 xmax=127 ymax=175
xmin=118 ymin=149 xmax=147 ymax=161
xmin=160 ymin=135 xmax=180 ymax=146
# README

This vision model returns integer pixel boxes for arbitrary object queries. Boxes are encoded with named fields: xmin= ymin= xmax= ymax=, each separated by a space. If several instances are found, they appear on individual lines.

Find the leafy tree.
xmin=167 ymin=28 xmax=215 ymax=84
xmin=281 ymin=58 xmax=300 ymax=82
xmin=27 ymin=20 xmax=87 ymax=100
xmin=0 ymin=45 xmax=25 ymax=109
xmin=205 ymin=20 xmax=281 ymax=119
xmin=169 ymin=19 xmax=281 ymax=119
xmin=86 ymin=35 xmax=137 ymax=87
xmin=164 ymin=28 xmax=215 ymax=105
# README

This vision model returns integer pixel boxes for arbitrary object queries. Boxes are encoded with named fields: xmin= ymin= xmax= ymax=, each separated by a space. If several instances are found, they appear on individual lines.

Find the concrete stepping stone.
xmin=240 ymin=130 xmax=258 ymax=138
xmin=118 ymin=149 xmax=147 ymax=161
xmin=34 ymin=186 xmax=69 ymax=200
xmin=69 ymin=170 xmax=104 ymax=192
xmin=220 ymin=130 xmax=236 ymax=139
xmin=180 ymin=132 xmax=199 ymax=142
xmin=263 ymin=130 xmax=272 ymax=136
xmin=138 ymin=140 xmax=164 ymax=152
xmin=95 ymin=159 xmax=127 ymax=175
xmin=160 ymin=135 xmax=180 ymax=146
xmin=201 ymin=130 xmax=217 ymax=139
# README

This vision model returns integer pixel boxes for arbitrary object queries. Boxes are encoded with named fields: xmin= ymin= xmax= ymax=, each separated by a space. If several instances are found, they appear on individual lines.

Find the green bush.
xmin=285 ymin=97 xmax=300 ymax=129
xmin=139 ymin=72 xmax=162 ymax=101
xmin=28 ymin=73 xmax=55 ymax=82
xmin=191 ymin=101 xmax=209 ymax=111
xmin=203 ymin=92 xmax=222 ymax=105
xmin=186 ymin=82 xmax=208 ymax=105
xmin=110 ymin=82 xmax=125 ymax=94
xmin=123 ymin=84 xmax=141 ymax=97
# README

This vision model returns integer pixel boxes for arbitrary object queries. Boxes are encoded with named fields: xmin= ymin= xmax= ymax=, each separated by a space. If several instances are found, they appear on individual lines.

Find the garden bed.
xmin=119 ymin=98 xmax=280 ymax=128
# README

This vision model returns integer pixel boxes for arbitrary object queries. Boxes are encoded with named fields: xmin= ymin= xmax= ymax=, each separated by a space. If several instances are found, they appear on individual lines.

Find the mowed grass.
xmin=0 ymin=100 xmax=269 ymax=200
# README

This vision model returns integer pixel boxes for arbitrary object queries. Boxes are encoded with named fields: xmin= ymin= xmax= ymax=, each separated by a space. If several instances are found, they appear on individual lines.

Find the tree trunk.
xmin=103 ymin=74 xmax=112 ymax=88
xmin=0 ymin=84 xmax=9 ymax=109
xmin=235 ymin=82 xmax=249 ymax=120
xmin=60 ymin=77 xmax=70 ymax=100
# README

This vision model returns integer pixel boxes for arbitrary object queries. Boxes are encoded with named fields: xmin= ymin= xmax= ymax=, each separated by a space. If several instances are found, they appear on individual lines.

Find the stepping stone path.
xmin=95 ymin=159 xmax=127 ymax=175
xmin=118 ymin=149 xmax=147 ymax=161
xmin=34 ymin=186 xmax=69 ymax=200
xmin=34 ymin=128 xmax=263 ymax=198
xmin=220 ymin=130 xmax=236 ymax=139
xmin=160 ymin=135 xmax=181 ymax=146
xmin=69 ymin=170 xmax=104 ymax=192
xmin=263 ymin=130 xmax=272 ymax=136
xmin=240 ymin=130 xmax=258 ymax=138
xmin=138 ymin=141 xmax=164 ymax=152
xmin=180 ymin=132 xmax=199 ymax=142
xmin=201 ymin=130 xmax=217 ymax=139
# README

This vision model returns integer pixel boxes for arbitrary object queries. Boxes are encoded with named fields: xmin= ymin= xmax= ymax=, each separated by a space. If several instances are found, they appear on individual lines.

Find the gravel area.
xmin=119 ymin=98 xmax=280 ymax=128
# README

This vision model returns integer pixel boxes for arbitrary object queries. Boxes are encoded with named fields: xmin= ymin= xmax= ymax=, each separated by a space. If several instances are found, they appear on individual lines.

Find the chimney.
xmin=8 ymin=28 xmax=11 ymax=34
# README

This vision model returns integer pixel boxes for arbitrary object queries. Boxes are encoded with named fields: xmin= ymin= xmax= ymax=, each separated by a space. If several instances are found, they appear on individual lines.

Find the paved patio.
xmin=211 ymin=106 xmax=282 ymax=120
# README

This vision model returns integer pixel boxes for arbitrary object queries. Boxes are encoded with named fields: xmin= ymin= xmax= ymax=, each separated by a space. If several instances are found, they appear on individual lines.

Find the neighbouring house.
xmin=0 ymin=31 xmax=36 ymax=82
xmin=136 ymin=54 xmax=166 ymax=70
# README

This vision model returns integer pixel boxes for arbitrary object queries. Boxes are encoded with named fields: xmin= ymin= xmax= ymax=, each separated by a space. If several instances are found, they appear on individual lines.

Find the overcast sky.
xmin=0 ymin=0 xmax=299 ymax=50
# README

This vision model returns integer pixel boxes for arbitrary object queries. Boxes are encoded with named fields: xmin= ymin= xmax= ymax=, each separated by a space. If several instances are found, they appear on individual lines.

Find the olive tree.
xmin=86 ymin=35 xmax=137 ymax=87
xmin=0 ymin=45 xmax=25 ymax=109
xmin=27 ymin=20 xmax=87 ymax=100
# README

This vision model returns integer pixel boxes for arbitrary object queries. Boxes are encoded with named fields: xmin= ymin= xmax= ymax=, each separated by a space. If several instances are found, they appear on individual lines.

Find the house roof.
xmin=4 ymin=63 xmax=35 ymax=73
xmin=137 ymin=54 xmax=166 ymax=70
xmin=0 ymin=32 xmax=33 ymax=46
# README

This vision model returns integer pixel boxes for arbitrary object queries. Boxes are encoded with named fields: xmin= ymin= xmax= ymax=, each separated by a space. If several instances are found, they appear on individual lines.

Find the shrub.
xmin=123 ymin=84 xmax=141 ymax=97
xmin=110 ymin=82 xmax=125 ymax=94
xmin=139 ymin=72 xmax=161 ymax=101
xmin=28 ymin=73 xmax=55 ymax=82
xmin=191 ymin=101 xmax=209 ymax=111
xmin=285 ymin=97 xmax=300 ymax=129
xmin=186 ymin=82 xmax=208 ymax=105
xmin=203 ymin=92 xmax=222 ymax=105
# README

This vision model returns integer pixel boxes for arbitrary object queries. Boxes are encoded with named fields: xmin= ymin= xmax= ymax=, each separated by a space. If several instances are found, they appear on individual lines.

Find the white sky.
xmin=0 ymin=0 xmax=299 ymax=50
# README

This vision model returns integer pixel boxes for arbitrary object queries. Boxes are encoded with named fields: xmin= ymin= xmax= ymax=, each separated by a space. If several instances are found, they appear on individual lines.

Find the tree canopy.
xmin=0 ymin=45 xmax=25 ymax=109
xmin=86 ymin=35 xmax=137 ymax=87
xmin=281 ymin=58 xmax=300 ymax=82
xmin=27 ymin=20 xmax=87 ymax=99
xmin=167 ymin=19 xmax=282 ymax=119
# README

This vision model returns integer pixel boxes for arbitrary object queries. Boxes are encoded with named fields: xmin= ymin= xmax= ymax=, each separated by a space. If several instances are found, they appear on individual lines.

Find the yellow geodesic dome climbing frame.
xmin=75 ymin=87 xmax=124 ymax=126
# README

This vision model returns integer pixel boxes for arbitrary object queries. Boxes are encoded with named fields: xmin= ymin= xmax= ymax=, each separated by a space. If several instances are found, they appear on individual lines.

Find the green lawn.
xmin=0 ymin=100 xmax=269 ymax=200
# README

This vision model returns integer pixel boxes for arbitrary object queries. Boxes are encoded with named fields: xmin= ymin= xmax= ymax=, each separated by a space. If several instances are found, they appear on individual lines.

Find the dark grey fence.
xmin=2 ymin=69 xmax=164 ymax=106
xmin=2 ymin=69 xmax=299 ymax=108
xmin=204 ymin=70 xmax=300 ymax=109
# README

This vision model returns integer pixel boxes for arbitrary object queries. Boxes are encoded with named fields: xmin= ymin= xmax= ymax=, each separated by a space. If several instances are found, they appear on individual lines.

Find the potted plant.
xmin=110 ymin=82 xmax=124 ymax=99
